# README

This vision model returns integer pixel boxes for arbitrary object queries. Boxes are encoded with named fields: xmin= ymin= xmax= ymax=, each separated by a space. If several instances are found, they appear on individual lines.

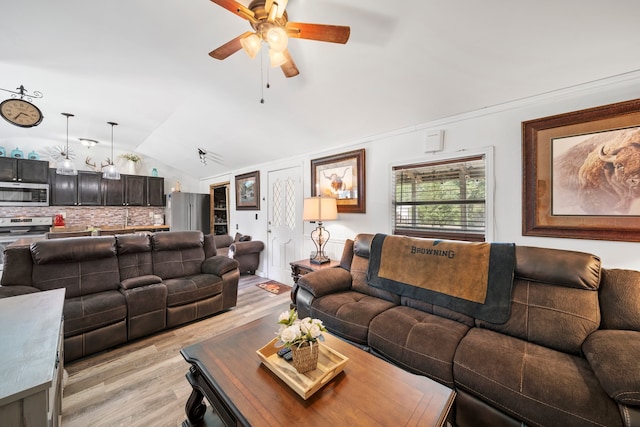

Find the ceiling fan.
xmin=208 ymin=0 xmax=350 ymax=78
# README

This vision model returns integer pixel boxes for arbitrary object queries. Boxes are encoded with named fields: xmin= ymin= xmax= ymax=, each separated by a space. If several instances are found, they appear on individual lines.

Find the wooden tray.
xmin=257 ymin=338 xmax=349 ymax=400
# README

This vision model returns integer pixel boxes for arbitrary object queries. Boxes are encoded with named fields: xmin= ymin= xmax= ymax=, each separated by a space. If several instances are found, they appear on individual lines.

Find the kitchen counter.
xmin=50 ymin=225 xmax=170 ymax=232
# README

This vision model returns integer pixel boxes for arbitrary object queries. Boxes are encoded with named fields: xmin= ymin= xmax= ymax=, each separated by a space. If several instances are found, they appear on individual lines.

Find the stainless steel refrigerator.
xmin=166 ymin=191 xmax=211 ymax=233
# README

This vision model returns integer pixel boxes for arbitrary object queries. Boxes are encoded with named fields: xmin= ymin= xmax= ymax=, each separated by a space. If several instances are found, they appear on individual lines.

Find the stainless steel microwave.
xmin=0 ymin=182 xmax=49 ymax=206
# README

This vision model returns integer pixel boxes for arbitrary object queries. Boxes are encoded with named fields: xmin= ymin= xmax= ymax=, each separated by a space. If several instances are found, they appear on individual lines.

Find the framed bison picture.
xmin=522 ymin=98 xmax=640 ymax=242
xmin=311 ymin=148 xmax=366 ymax=213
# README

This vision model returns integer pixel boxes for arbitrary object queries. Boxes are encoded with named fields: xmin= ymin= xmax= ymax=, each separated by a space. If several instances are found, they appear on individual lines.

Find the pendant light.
xmin=102 ymin=121 xmax=121 ymax=180
xmin=56 ymin=113 xmax=78 ymax=175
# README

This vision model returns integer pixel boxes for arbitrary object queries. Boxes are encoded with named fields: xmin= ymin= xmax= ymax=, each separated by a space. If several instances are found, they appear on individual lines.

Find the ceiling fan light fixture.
xmin=240 ymin=33 xmax=262 ymax=59
xmin=269 ymin=49 xmax=287 ymax=67
xmin=266 ymin=26 xmax=288 ymax=52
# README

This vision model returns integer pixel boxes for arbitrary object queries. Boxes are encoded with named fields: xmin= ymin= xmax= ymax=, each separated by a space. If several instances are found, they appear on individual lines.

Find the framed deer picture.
xmin=311 ymin=148 xmax=366 ymax=213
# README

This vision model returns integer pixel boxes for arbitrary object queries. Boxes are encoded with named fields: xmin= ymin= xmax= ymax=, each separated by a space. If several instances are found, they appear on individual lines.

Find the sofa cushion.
xmin=310 ymin=291 xmax=397 ymax=345
xmin=351 ymin=248 xmax=400 ymax=304
xmin=120 ymin=274 xmax=162 ymax=290
xmin=31 ymin=255 xmax=121 ymax=298
xmin=152 ymin=231 xmax=203 ymax=251
xmin=453 ymin=328 xmax=622 ymax=427
xmin=599 ymin=268 xmax=640 ymax=330
xmin=164 ymin=274 xmax=223 ymax=307
xmin=1 ymin=245 xmax=33 ymax=286
xmin=31 ymin=236 xmax=116 ymax=264
xmin=476 ymin=278 xmax=600 ymax=355
xmin=118 ymin=251 xmax=154 ymax=280
xmin=369 ymin=306 xmax=470 ymax=388
xmin=117 ymin=234 xmax=154 ymax=280
xmin=583 ymin=329 xmax=640 ymax=406
xmin=64 ymin=290 xmax=127 ymax=337
xmin=116 ymin=234 xmax=151 ymax=254
xmin=214 ymin=234 xmax=234 ymax=249
xmin=514 ymin=245 xmax=601 ymax=290
xmin=401 ymin=296 xmax=475 ymax=327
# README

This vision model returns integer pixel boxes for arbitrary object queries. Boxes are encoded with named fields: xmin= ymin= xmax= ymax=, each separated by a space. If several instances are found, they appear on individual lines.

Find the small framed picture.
xmin=235 ymin=171 xmax=260 ymax=210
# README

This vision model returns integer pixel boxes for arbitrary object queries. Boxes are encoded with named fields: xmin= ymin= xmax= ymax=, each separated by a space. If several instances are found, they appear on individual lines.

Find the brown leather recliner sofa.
xmin=0 ymin=231 xmax=239 ymax=362
xmin=293 ymin=233 xmax=640 ymax=427
xmin=214 ymin=233 xmax=265 ymax=275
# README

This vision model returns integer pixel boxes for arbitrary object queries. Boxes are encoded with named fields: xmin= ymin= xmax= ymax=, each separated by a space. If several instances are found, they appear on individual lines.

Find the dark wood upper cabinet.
xmin=49 ymin=169 xmax=163 ymax=207
xmin=102 ymin=177 xmax=124 ymax=206
xmin=49 ymin=168 xmax=77 ymax=206
xmin=0 ymin=158 xmax=49 ymax=183
xmin=49 ymin=170 xmax=102 ymax=206
xmin=124 ymin=175 xmax=146 ymax=206
xmin=77 ymin=171 xmax=102 ymax=205
xmin=147 ymin=177 xmax=164 ymax=206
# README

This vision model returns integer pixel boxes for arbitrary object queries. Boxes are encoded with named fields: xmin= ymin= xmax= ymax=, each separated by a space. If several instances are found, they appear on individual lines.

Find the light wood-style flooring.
xmin=62 ymin=275 xmax=291 ymax=427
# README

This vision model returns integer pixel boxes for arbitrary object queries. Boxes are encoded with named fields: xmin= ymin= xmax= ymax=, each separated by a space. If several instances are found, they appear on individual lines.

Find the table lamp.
xmin=303 ymin=196 xmax=338 ymax=264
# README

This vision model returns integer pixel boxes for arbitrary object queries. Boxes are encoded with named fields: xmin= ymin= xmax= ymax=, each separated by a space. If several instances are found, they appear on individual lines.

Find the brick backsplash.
xmin=0 ymin=206 xmax=165 ymax=228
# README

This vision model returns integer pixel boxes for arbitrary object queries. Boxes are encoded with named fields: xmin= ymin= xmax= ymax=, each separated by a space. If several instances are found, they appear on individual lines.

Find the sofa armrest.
xmin=120 ymin=275 xmax=163 ymax=290
xmin=229 ymin=240 xmax=264 ymax=256
xmin=202 ymin=256 xmax=239 ymax=276
xmin=297 ymin=267 xmax=352 ymax=298
xmin=0 ymin=285 xmax=40 ymax=298
xmin=583 ymin=329 xmax=640 ymax=406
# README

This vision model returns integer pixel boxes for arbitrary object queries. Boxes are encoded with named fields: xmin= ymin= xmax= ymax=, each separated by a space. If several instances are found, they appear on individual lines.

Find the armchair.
xmin=214 ymin=233 xmax=264 ymax=275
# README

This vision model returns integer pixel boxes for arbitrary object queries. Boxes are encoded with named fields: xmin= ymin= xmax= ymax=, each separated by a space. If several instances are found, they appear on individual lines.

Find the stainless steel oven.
xmin=0 ymin=182 xmax=49 ymax=206
xmin=0 ymin=216 xmax=52 ymax=271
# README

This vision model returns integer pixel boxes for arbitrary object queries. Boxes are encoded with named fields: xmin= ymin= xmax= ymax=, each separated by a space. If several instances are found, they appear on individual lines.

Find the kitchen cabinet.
xmin=124 ymin=175 xmax=146 ymax=206
xmin=147 ymin=176 xmax=164 ymax=206
xmin=78 ymin=171 xmax=102 ymax=205
xmin=50 ymin=171 xmax=162 ymax=206
xmin=102 ymin=177 xmax=124 ymax=206
xmin=49 ymin=168 xmax=77 ymax=206
xmin=49 ymin=170 xmax=102 ymax=206
xmin=0 ymin=158 xmax=49 ymax=183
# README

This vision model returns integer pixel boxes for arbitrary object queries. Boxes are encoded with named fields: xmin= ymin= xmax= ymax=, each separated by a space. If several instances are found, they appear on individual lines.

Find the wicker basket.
xmin=291 ymin=341 xmax=319 ymax=373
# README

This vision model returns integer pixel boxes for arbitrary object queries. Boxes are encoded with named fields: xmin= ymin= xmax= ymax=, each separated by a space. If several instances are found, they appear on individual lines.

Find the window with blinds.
xmin=392 ymin=154 xmax=486 ymax=242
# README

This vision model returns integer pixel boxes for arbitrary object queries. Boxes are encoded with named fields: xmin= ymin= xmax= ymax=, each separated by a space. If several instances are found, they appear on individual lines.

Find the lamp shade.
xmin=269 ymin=49 xmax=288 ymax=67
xmin=240 ymin=33 xmax=261 ymax=59
xmin=102 ymin=164 xmax=120 ymax=180
xmin=266 ymin=26 xmax=288 ymax=52
xmin=56 ymin=158 xmax=78 ymax=176
xmin=303 ymin=197 xmax=338 ymax=222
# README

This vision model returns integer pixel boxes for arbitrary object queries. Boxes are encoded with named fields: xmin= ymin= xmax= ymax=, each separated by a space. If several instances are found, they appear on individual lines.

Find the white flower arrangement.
xmin=276 ymin=309 xmax=327 ymax=349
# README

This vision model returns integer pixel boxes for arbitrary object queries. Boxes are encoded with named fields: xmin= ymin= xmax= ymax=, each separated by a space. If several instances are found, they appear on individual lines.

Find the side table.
xmin=289 ymin=258 xmax=340 ymax=308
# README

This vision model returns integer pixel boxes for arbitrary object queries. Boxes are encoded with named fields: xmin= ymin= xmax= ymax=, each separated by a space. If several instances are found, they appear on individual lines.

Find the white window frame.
xmin=389 ymin=146 xmax=494 ymax=242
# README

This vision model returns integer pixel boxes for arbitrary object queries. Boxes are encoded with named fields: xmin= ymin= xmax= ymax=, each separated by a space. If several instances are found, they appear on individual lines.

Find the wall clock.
xmin=0 ymin=98 xmax=44 ymax=128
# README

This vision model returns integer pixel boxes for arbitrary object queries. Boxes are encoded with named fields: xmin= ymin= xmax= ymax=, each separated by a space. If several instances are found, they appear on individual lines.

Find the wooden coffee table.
xmin=181 ymin=309 xmax=455 ymax=426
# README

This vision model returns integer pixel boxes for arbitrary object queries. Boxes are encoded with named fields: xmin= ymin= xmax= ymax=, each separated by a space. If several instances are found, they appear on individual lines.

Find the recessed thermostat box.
xmin=424 ymin=130 xmax=444 ymax=153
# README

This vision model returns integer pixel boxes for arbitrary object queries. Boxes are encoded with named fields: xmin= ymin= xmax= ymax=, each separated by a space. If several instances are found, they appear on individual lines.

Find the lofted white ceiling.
xmin=1 ymin=1 xmax=640 ymax=179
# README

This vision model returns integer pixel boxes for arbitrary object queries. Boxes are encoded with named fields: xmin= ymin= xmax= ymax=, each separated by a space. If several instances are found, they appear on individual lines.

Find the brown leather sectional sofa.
xmin=0 ymin=231 xmax=239 ymax=362
xmin=293 ymin=233 xmax=640 ymax=427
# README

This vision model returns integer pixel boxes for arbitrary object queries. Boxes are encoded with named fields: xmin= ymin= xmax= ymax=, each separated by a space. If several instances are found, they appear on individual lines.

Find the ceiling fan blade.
xmin=209 ymin=0 xmax=255 ymax=20
xmin=209 ymin=31 xmax=254 ymax=60
xmin=280 ymin=49 xmax=299 ymax=78
xmin=286 ymin=22 xmax=350 ymax=44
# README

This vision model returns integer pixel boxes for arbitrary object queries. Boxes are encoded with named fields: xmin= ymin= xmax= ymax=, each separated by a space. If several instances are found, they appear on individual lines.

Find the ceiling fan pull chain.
xmin=260 ymin=47 xmax=265 ymax=104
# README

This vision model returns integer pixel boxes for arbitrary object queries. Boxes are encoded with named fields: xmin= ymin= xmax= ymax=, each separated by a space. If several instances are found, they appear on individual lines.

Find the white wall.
xmin=202 ymin=72 xmax=640 ymax=271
